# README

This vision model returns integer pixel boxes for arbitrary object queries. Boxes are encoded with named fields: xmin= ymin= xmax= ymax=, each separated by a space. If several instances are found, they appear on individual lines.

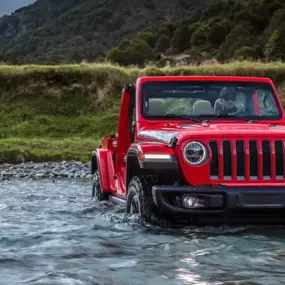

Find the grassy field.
xmin=2 ymin=60 xmax=285 ymax=163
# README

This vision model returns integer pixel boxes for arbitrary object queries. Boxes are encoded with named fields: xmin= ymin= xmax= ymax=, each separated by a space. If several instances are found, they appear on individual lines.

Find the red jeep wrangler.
xmin=91 ymin=75 xmax=285 ymax=225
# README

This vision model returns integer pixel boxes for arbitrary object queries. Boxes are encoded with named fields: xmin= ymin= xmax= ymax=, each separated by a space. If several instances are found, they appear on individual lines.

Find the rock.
xmin=0 ymin=161 xmax=91 ymax=180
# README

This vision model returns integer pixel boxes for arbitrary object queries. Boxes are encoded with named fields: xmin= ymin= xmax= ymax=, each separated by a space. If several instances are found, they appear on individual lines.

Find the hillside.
xmin=1 ymin=0 xmax=284 ymax=66
xmin=0 ymin=0 xmax=211 ymax=64
xmin=1 ymin=61 xmax=285 ymax=163
xmin=106 ymin=0 xmax=285 ymax=65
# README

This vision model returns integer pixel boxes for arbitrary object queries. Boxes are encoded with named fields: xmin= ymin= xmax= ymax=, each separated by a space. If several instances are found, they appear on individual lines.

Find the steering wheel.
xmin=231 ymin=107 xmax=249 ymax=115
xmin=232 ymin=110 xmax=249 ymax=115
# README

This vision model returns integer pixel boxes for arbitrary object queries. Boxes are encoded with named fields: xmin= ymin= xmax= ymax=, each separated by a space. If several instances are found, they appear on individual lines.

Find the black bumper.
xmin=152 ymin=185 xmax=285 ymax=224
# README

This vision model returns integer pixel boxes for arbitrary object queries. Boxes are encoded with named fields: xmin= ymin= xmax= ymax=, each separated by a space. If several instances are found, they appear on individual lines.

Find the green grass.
xmin=2 ymin=60 xmax=285 ymax=163
xmin=0 ymin=113 xmax=118 ymax=163
xmin=0 ymin=138 xmax=100 ymax=163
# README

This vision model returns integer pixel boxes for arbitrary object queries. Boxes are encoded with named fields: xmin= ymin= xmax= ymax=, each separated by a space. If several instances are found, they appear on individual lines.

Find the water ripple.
xmin=0 ymin=178 xmax=285 ymax=285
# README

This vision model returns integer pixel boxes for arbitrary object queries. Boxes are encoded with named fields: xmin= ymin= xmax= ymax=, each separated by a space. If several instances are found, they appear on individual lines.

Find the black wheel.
xmin=126 ymin=175 xmax=170 ymax=227
xmin=92 ymin=170 xmax=109 ymax=201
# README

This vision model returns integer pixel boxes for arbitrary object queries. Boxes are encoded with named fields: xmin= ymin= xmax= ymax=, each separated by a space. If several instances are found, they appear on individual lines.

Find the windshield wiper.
xmin=164 ymin=114 xmax=202 ymax=123
xmin=197 ymin=114 xmax=252 ymax=122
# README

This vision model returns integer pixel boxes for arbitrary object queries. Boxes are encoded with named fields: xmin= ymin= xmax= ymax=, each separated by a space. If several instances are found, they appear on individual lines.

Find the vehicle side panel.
xmin=93 ymin=149 xmax=116 ymax=194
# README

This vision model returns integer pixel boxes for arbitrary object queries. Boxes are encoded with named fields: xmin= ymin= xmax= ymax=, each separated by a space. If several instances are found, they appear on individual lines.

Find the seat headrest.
xmin=192 ymin=100 xmax=213 ymax=115
xmin=147 ymin=98 xmax=166 ymax=116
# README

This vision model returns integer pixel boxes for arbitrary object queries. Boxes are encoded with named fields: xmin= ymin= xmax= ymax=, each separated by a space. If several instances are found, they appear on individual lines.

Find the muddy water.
xmin=1 ymin=178 xmax=285 ymax=285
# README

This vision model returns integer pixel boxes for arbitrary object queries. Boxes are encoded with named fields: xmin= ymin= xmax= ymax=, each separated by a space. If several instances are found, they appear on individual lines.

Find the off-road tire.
xmin=92 ymin=170 xmax=109 ymax=201
xmin=126 ymin=175 xmax=170 ymax=227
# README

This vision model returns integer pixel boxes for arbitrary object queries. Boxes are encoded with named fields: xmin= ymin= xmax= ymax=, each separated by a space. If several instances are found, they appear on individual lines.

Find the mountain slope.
xmin=105 ymin=0 xmax=285 ymax=65
xmin=0 ymin=0 xmax=211 ymax=64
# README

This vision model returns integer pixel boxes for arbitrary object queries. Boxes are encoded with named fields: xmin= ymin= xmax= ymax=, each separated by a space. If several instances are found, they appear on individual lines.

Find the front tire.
xmin=92 ymin=170 xmax=109 ymax=201
xmin=126 ymin=175 xmax=169 ymax=227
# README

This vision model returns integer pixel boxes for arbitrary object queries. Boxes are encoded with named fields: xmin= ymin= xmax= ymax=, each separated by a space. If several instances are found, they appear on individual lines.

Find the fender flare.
xmin=125 ymin=143 xmax=179 ymax=187
xmin=91 ymin=149 xmax=115 ymax=194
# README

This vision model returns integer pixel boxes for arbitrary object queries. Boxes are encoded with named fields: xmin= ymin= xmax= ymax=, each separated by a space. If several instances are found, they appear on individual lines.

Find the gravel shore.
xmin=0 ymin=161 xmax=92 ymax=180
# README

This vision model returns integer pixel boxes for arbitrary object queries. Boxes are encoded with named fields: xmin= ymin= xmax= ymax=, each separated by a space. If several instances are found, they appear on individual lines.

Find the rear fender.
xmin=126 ymin=143 xmax=179 ymax=186
xmin=91 ymin=149 xmax=116 ymax=194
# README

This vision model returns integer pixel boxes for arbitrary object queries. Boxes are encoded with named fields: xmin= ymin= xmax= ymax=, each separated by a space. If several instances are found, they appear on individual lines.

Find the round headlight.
xmin=183 ymin=141 xmax=208 ymax=165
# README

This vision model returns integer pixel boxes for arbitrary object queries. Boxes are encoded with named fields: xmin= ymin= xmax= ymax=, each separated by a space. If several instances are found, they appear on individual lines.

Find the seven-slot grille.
xmin=209 ymin=140 xmax=285 ymax=181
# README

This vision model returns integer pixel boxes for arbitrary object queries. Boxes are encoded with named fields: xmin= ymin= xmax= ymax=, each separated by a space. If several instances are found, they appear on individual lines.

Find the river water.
xmin=1 ymin=178 xmax=285 ymax=285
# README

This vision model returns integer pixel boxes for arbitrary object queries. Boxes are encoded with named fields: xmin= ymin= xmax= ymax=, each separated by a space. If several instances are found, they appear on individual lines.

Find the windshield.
xmin=141 ymin=80 xmax=282 ymax=120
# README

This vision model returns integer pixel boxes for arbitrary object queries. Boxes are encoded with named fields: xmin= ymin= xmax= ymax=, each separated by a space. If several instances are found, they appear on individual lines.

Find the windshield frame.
xmin=139 ymin=79 xmax=283 ymax=121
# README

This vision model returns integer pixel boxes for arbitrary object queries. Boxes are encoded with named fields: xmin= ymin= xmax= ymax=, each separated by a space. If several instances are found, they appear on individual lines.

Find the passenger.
xmin=214 ymin=87 xmax=238 ymax=114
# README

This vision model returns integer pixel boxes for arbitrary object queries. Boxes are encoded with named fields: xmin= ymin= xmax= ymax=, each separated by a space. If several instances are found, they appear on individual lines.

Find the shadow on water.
xmin=1 ymin=178 xmax=285 ymax=285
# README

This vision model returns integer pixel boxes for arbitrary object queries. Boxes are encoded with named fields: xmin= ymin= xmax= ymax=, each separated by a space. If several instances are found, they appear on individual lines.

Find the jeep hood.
xmin=138 ymin=122 xmax=285 ymax=144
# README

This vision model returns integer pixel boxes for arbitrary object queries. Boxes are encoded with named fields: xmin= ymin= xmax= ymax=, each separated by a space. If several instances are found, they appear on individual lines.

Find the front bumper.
xmin=152 ymin=185 xmax=285 ymax=224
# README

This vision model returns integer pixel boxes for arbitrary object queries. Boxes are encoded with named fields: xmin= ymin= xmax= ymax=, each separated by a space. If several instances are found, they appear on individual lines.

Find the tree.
xmin=127 ymin=38 xmax=154 ymax=65
xmin=216 ymin=24 xmax=254 ymax=60
xmin=158 ymin=27 xmax=171 ymax=37
xmin=265 ymin=8 xmax=285 ymax=36
xmin=191 ymin=25 xmax=209 ymax=47
xmin=154 ymin=35 xmax=171 ymax=53
xmin=158 ymin=21 xmax=176 ymax=38
xmin=107 ymin=38 xmax=154 ymax=66
xmin=189 ymin=22 xmax=201 ymax=36
xmin=136 ymin=31 xmax=157 ymax=48
xmin=171 ymin=25 xmax=191 ymax=53
xmin=264 ymin=28 xmax=285 ymax=61
xmin=200 ymin=1 xmax=226 ymax=20
xmin=207 ymin=22 xmax=228 ymax=46
xmin=106 ymin=48 xmax=129 ymax=65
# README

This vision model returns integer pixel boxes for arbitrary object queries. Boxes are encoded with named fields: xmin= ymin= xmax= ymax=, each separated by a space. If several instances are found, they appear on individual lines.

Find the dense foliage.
xmin=106 ymin=0 xmax=285 ymax=65
xmin=0 ymin=0 xmax=210 ymax=64
xmin=2 ymin=0 xmax=283 ymax=66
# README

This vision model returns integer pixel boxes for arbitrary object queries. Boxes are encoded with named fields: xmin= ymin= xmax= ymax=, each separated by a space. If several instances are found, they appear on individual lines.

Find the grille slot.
xmin=275 ymin=141 xmax=284 ymax=179
xmin=236 ymin=141 xmax=245 ymax=179
xmin=249 ymin=140 xmax=258 ymax=179
xmin=262 ymin=141 xmax=271 ymax=179
xmin=209 ymin=142 xmax=218 ymax=179
xmin=209 ymin=139 xmax=285 ymax=181
xmin=223 ymin=141 xmax=232 ymax=179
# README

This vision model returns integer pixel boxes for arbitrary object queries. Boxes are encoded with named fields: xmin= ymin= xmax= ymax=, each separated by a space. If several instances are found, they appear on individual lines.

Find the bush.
xmin=234 ymin=46 xmax=256 ymax=60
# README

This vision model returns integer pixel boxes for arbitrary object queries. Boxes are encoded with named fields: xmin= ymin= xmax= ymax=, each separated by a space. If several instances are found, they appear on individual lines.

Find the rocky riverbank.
xmin=0 ymin=161 xmax=92 ymax=180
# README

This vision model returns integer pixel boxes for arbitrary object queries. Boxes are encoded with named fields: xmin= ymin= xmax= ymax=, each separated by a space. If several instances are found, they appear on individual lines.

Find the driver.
xmin=214 ymin=87 xmax=238 ymax=114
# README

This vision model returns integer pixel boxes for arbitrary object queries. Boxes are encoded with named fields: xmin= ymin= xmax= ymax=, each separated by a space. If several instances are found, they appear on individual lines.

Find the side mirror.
xmin=124 ymin=84 xmax=135 ymax=95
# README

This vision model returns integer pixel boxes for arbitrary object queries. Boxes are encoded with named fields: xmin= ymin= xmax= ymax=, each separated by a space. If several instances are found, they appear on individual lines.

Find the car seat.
xmin=147 ymin=98 xmax=166 ymax=116
xmin=192 ymin=100 xmax=214 ymax=115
